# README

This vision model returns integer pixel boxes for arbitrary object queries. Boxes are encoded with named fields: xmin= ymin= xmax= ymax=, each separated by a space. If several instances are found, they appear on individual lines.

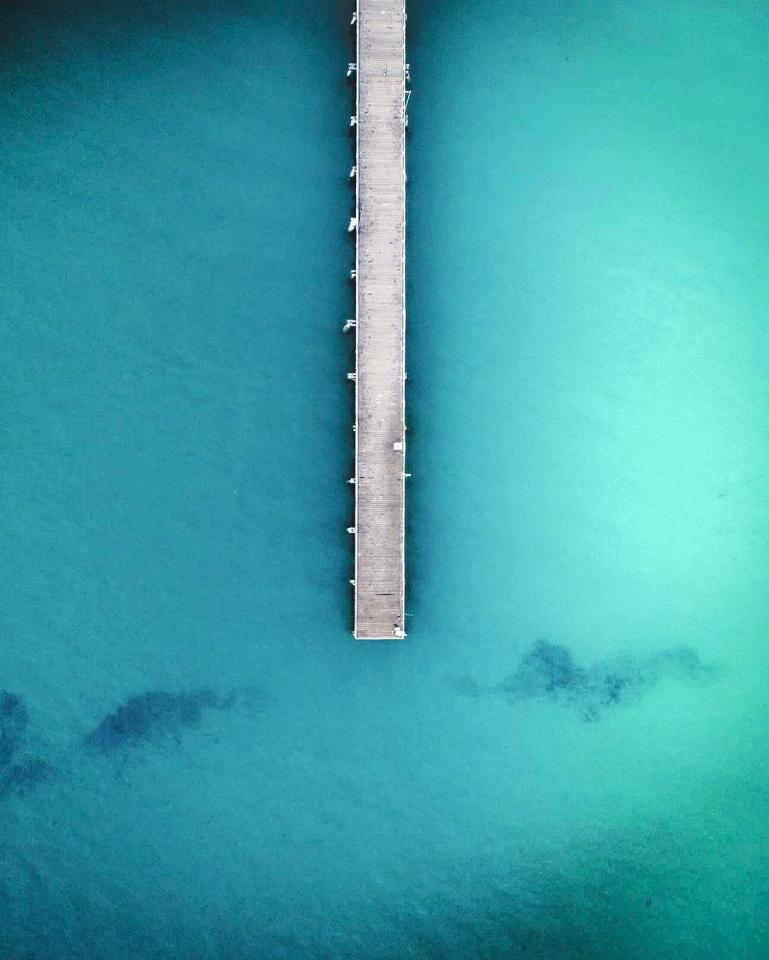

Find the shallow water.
xmin=2 ymin=1 xmax=768 ymax=957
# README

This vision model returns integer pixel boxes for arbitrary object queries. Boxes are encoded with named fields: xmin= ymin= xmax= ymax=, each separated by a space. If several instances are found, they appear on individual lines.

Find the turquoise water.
xmin=2 ymin=1 xmax=768 ymax=956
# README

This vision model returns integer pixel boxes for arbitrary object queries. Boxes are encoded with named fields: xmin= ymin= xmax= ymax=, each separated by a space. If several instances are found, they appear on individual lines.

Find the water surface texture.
xmin=2 ymin=1 xmax=769 ymax=957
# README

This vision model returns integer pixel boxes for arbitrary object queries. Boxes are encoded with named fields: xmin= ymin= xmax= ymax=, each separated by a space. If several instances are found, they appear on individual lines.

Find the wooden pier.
xmin=349 ymin=0 xmax=408 ymax=639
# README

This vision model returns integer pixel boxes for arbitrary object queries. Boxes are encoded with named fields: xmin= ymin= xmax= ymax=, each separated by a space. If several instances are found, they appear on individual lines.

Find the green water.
xmin=1 ymin=0 xmax=768 ymax=957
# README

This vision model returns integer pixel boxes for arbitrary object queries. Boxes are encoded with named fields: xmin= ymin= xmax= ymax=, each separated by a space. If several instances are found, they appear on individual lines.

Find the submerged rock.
xmin=82 ymin=688 xmax=236 ymax=754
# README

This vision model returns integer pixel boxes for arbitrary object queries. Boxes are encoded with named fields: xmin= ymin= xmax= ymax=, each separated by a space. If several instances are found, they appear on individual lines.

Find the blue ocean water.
xmin=2 ymin=1 xmax=768 ymax=957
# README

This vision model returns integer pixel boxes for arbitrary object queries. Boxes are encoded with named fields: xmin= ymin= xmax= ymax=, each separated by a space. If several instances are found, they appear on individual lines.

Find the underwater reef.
xmin=82 ymin=688 xmax=237 ymax=754
xmin=0 ymin=756 xmax=54 ymax=799
xmin=0 ymin=691 xmax=28 ymax=766
xmin=0 ymin=684 xmax=257 ymax=797
xmin=0 ymin=690 xmax=55 ymax=798
xmin=459 ymin=640 xmax=713 ymax=721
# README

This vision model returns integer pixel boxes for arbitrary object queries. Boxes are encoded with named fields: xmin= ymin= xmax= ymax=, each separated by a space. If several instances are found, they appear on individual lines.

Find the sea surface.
xmin=2 ymin=1 xmax=768 ymax=957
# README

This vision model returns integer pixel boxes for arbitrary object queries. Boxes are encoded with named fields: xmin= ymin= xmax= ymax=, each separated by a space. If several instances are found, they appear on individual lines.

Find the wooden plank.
xmin=352 ymin=0 xmax=407 ymax=639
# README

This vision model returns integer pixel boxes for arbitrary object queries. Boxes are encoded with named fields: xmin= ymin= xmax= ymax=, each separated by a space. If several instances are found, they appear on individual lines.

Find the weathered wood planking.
xmin=352 ymin=0 xmax=407 ymax=639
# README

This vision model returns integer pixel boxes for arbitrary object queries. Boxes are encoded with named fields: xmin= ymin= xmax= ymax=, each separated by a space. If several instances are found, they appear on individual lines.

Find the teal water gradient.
xmin=2 ymin=1 xmax=769 ymax=957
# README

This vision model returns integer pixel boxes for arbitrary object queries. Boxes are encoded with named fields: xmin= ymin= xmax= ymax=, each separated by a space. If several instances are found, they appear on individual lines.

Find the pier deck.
xmin=352 ymin=0 xmax=407 ymax=639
